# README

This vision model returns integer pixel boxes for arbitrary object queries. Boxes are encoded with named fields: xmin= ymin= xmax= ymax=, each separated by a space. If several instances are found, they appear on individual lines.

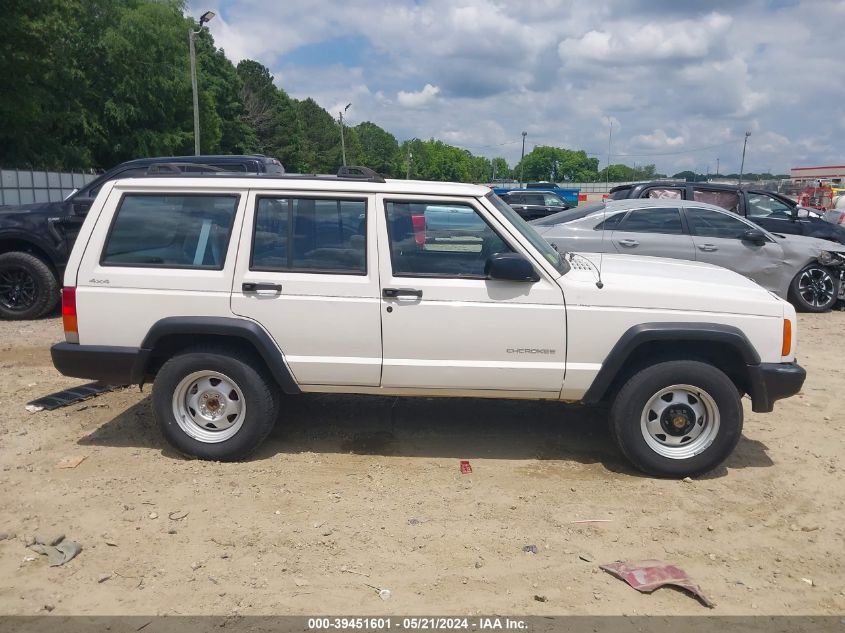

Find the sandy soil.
xmin=0 ymin=313 xmax=843 ymax=616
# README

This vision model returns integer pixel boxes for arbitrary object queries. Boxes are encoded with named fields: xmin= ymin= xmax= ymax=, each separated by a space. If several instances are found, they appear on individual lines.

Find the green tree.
xmin=298 ymin=98 xmax=344 ymax=172
xmin=513 ymin=146 xmax=599 ymax=182
xmin=491 ymin=157 xmax=511 ymax=180
xmin=237 ymin=59 xmax=304 ymax=170
xmin=355 ymin=121 xmax=401 ymax=177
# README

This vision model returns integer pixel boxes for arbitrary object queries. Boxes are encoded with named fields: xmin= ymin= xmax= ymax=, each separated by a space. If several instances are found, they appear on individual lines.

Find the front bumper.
xmin=746 ymin=361 xmax=806 ymax=413
xmin=51 ymin=342 xmax=148 ymax=385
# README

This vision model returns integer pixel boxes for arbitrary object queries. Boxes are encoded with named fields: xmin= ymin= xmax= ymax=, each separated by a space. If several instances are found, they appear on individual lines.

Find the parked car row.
xmin=608 ymin=180 xmax=845 ymax=244
xmin=530 ymin=199 xmax=845 ymax=313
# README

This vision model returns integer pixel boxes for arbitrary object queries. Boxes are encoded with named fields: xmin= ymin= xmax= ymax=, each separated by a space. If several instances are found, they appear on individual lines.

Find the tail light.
xmin=781 ymin=318 xmax=792 ymax=357
xmin=410 ymin=213 xmax=426 ymax=247
xmin=62 ymin=287 xmax=79 ymax=344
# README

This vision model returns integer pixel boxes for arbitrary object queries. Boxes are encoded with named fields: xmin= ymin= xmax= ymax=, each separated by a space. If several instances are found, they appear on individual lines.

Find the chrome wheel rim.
xmin=0 ymin=266 xmax=37 ymax=312
xmin=797 ymin=267 xmax=835 ymax=308
xmin=640 ymin=384 xmax=720 ymax=460
xmin=172 ymin=371 xmax=246 ymax=443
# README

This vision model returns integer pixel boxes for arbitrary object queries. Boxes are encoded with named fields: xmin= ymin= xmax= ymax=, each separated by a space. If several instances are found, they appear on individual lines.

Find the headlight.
xmin=819 ymin=251 xmax=833 ymax=265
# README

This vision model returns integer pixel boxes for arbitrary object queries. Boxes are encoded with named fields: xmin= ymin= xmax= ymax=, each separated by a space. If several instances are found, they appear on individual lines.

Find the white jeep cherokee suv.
xmin=51 ymin=167 xmax=805 ymax=477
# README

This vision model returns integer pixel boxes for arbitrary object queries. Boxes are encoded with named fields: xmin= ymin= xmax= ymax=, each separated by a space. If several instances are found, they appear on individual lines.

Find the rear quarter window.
xmin=101 ymin=193 xmax=239 ymax=269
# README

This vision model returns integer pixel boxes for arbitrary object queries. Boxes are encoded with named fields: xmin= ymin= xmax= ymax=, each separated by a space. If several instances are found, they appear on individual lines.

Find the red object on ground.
xmin=459 ymin=460 xmax=472 ymax=474
xmin=600 ymin=560 xmax=714 ymax=608
xmin=578 ymin=193 xmax=588 ymax=202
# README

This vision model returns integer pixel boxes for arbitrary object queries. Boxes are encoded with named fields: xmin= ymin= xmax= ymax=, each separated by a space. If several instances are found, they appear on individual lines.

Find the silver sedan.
xmin=531 ymin=199 xmax=845 ymax=312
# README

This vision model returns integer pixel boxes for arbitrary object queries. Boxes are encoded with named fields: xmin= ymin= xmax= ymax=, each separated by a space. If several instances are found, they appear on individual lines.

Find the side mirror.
xmin=72 ymin=197 xmax=94 ymax=215
xmin=795 ymin=208 xmax=810 ymax=219
xmin=742 ymin=229 xmax=768 ymax=245
xmin=485 ymin=253 xmax=540 ymax=282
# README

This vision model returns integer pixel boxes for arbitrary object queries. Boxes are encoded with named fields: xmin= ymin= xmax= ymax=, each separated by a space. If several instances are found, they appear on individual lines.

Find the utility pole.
xmin=339 ymin=103 xmax=351 ymax=167
xmin=716 ymin=157 xmax=720 ymax=176
xmin=738 ymin=131 xmax=751 ymax=188
xmin=519 ymin=131 xmax=527 ymax=187
xmin=189 ymin=11 xmax=216 ymax=156
xmin=406 ymin=147 xmax=412 ymax=179
xmin=605 ymin=117 xmax=613 ymax=192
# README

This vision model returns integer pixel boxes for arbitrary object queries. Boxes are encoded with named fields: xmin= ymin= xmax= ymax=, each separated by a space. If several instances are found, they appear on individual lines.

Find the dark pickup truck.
xmin=0 ymin=155 xmax=284 ymax=319
xmin=609 ymin=181 xmax=845 ymax=246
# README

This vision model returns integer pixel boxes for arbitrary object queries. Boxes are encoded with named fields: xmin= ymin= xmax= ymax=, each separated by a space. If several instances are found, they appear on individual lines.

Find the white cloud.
xmin=560 ymin=13 xmax=732 ymax=65
xmin=187 ymin=0 xmax=845 ymax=174
xmin=397 ymin=84 xmax=441 ymax=108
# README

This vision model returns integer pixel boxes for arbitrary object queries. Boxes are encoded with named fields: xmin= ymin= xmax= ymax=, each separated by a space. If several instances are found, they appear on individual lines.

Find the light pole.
xmin=189 ymin=10 xmax=215 ymax=156
xmin=738 ymin=131 xmax=751 ymax=188
xmin=406 ymin=147 xmax=412 ymax=180
xmin=716 ymin=157 xmax=720 ymax=177
xmin=339 ymin=103 xmax=351 ymax=167
xmin=605 ymin=117 xmax=613 ymax=192
xmin=519 ymin=131 xmax=527 ymax=187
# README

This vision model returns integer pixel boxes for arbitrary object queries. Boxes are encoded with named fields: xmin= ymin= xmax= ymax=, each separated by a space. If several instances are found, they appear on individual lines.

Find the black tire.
xmin=788 ymin=264 xmax=838 ymax=313
xmin=153 ymin=345 xmax=280 ymax=461
xmin=610 ymin=360 xmax=743 ymax=478
xmin=0 ymin=251 xmax=59 ymax=320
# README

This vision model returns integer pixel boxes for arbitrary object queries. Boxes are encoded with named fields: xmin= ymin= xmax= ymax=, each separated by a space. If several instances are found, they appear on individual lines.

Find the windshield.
xmin=485 ymin=192 xmax=568 ymax=275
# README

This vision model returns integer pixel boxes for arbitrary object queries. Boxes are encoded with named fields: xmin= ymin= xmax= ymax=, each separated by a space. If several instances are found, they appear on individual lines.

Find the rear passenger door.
xmin=609 ymin=207 xmax=696 ymax=260
xmin=231 ymin=191 xmax=382 ymax=387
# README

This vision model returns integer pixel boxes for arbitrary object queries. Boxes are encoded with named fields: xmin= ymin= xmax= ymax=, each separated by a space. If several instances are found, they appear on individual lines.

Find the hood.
xmin=0 ymin=201 xmax=63 ymax=215
xmin=561 ymin=252 xmax=784 ymax=318
xmin=772 ymin=232 xmax=845 ymax=258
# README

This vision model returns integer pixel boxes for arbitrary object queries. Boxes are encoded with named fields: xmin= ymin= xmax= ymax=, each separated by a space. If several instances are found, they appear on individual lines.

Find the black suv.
xmin=0 ymin=155 xmax=284 ymax=319
xmin=498 ymin=190 xmax=571 ymax=221
xmin=608 ymin=181 xmax=845 ymax=245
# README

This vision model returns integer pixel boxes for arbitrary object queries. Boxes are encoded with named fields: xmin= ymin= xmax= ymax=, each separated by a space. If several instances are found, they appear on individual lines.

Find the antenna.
xmin=596 ymin=117 xmax=614 ymax=290
xmin=568 ymin=252 xmax=603 ymax=289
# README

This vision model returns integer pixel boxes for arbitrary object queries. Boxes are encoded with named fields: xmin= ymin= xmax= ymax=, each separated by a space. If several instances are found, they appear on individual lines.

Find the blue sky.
xmin=188 ymin=0 xmax=844 ymax=174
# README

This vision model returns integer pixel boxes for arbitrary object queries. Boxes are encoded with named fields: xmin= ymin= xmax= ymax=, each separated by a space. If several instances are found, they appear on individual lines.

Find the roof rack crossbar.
xmin=337 ymin=166 xmax=385 ymax=183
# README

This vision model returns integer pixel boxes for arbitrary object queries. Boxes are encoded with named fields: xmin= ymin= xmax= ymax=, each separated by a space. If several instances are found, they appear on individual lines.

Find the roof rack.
xmin=145 ymin=162 xmax=225 ymax=175
xmin=125 ymin=163 xmax=387 ymax=183
xmin=337 ymin=166 xmax=385 ymax=183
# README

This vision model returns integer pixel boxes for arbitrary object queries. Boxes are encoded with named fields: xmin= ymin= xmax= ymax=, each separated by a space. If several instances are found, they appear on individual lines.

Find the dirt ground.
xmin=0 ymin=314 xmax=843 ymax=616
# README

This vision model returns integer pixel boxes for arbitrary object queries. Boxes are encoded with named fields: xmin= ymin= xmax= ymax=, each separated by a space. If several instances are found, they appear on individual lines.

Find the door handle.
xmin=617 ymin=239 xmax=639 ymax=247
xmin=697 ymin=244 xmax=718 ymax=252
xmin=242 ymin=282 xmax=282 ymax=293
xmin=382 ymin=287 xmax=423 ymax=299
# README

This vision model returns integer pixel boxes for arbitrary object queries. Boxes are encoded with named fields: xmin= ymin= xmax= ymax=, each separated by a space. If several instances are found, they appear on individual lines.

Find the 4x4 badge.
xmin=88 ymin=278 xmax=110 ymax=284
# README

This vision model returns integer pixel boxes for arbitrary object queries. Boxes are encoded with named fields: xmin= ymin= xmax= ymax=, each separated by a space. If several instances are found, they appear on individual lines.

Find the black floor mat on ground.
xmin=26 ymin=383 xmax=124 ymax=411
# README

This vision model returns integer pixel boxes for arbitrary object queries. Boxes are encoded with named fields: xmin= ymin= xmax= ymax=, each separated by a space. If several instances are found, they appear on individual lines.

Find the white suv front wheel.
xmin=610 ymin=360 xmax=743 ymax=478
xmin=153 ymin=346 xmax=279 ymax=461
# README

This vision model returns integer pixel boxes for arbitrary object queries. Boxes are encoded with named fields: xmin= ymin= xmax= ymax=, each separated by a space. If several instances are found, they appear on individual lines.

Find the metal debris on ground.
xmin=26 ymin=382 xmax=123 ymax=412
xmin=27 ymin=534 xmax=82 ymax=567
xmin=459 ymin=460 xmax=472 ymax=474
xmin=600 ymin=560 xmax=714 ymax=608
xmin=55 ymin=455 xmax=87 ymax=469
xmin=523 ymin=544 xmax=538 ymax=554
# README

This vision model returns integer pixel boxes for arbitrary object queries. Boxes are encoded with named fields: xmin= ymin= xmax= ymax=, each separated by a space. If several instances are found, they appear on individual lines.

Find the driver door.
xmin=376 ymin=194 xmax=566 ymax=394
xmin=744 ymin=192 xmax=805 ymax=236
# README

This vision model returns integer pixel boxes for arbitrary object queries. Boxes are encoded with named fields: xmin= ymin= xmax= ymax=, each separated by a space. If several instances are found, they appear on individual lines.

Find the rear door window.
xmin=686 ymin=208 xmax=754 ymax=239
xmin=617 ymin=207 xmax=684 ymax=234
xmin=645 ymin=187 xmax=683 ymax=199
xmin=693 ymin=189 xmax=741 ymax=214
xmin=101 ymin=194 xmax=238 ymax=269
xmin=251 ymin=197 xmax=367 ymax=274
